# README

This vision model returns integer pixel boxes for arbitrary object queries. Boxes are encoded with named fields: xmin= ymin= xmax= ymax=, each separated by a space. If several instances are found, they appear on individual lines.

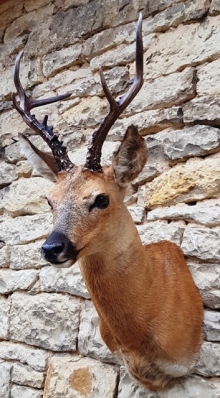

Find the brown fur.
xmin=19 ymin=127 xmax=203 ymax=391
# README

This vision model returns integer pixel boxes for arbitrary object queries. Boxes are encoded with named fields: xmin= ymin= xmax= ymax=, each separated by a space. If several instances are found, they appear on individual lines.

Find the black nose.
xmin=41 ymin=231 xmax=79 ymax=264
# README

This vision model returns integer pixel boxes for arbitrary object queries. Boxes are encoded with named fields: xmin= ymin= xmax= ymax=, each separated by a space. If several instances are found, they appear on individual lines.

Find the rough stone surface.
xmin=204 ymin=310 xmax=220 ymax=341
xmin=0 ymin=177 xmax=53 ymax=217
xmin=42 ymin=44 xmax=82 ymax=77
xmin=0 ymin=296 xmax=10 ymax=339
xmin=0 ymin=163 xmax=17 ymax=188
xmin=182 ymin=225 xmax=220 ymax=261
xmin=0 ymin=213 xmax=52 ymax=245
xmin=10 ymin=292 xmax=80 ymax=351
xmin=0 ymin=269 xmax=38 ymax=294
xmin=144 ymin=156 xmax=220 ymax=209
xmin=195 ymin=342 xmax=220 ymax=376
xmin=12 ymin=362 xmax=45 ymax=388
xmin=10 ymin=240 xmax=49 ymax=269
xmin=127 ymin=206 xmax=145 ymax=224
xmin=137 ymin=220 xmax=185 ymax=246
xmin=78 ymin=300 xmax=118 ymax=364
xmin=43 ymin=353 xmax=118 ymax=398
xmin=0 ymin=342 xmax=47 ymax=371
xmin=11 ymin=384 xmax=43 ymax=398
xmin=183 ymin=95 xmax=220 ymax=123
xmin=0 ymin=361 xmax=12 ymax=398
xmin=40 ymin=264 xmax=89 ymax=298
xmin=0 ymin=245 xmax=10 ymax=268
xmin=147 ymin=198 xmax=220 ymax=227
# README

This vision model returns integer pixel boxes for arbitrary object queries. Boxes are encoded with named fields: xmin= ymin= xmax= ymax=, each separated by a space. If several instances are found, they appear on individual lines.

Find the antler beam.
xmin=84 ymin=13 xmax=144 ymax=172
xmin=12 ymin=52 xmax=74 ymax=172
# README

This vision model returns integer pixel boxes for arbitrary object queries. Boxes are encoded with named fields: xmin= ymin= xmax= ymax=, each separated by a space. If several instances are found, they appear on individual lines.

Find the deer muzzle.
xmin=41 ymin=231 xmax=79 ymax=267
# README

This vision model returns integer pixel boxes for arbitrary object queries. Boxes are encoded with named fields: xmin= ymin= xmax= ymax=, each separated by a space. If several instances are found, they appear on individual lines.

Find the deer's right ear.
xmin=18 ymin=133 xmax=59 ymax=182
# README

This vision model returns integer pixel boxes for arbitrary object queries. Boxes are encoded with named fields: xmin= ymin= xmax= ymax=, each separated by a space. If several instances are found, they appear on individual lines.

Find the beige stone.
xmin=0 ymin=342 xmax=47 ymax=371
xmin=182 ymin=224 xmax=220 ymax=261
xmin=11 ymin=384 xmax=43 ymax=398
xmin=0 ymin=1 xmax=23 ymax=29
xmin=195 ymin=342 xmax=220 ymax=376
xmin=0 ymin=163 xmax=17 ymax=188
xmin=197 ymin=59 xmax=220 ymax=96
xmin=1 ymin=177 xmax=53 ymax=217
xmin=183 ymin=94 xmax=220 ymax=123
xmin=44 ymin=353 xmax=118 ymax=398
xmin=0 ymin=296 xmax=10 ymax=339
xmin=0 ymin=361 xmax=12 ymax=398
xmin=12 ymin=363 xmax=45 ymax=389
xmin=204 ymin=310 xmax=220 ymax=341
xmin=144 ymin=156 xmax=220 ymax=209
xmin=0 ymin=246 xmax=10 ymax=268
xmin=42 ymin=44 xmax=82 ymax=77
xmin=0 ymin=269 xmax=38 ymax=294
xmin=10 ymin=240 xmax=49 ymax=270
xmin=210 ymin=0 xmax=220 ymax=14
xmin=143 ymin=15 xmax=220 ymax=79
xmin=137 ymin=220 xmax=185 ymax=245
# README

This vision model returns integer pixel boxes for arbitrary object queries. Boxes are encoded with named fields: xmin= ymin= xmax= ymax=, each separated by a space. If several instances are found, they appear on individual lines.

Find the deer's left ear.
xmin=112 ymin=125 xmax=147 ymax=186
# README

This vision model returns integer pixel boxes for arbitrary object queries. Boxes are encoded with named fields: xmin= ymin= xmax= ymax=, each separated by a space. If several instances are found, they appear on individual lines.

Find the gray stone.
xmin=147 ymin=125 xmax=220 ymax=163
xmin=147 ymin=199 xmax=220 ymax=227
xmin=136 ymin=220 xmax=185 ymax=246
xmin=118 ymin=367 xmax=220 ymax=398
xmin=125 ymin=67 xmax=195 ymax=114
xmin=197 ymin=59 xmax=220 ymax=96
xmin=12 ymin=362 xmax=45 ymax=389
xmin=188 ymin=261 xmax=220 ymax=309
xmin=195 ymin=342 xmax=220 ymax=376
xmin=147 ymin=0 xmax=183 ymax=13
xmin=40 ymin=264 xmax=89 ymax=298
xmin=0 ymin=1 xmax=23 ymax=29
xmin=183 ymin=95 xmax=220 ymax=124
xmin=204 ymin=310 xmax=220 ymax=341
xmin=24 ymin=0 xmax=52 ymax=12
xmin=10 ymin=292 xmax=80 ymax=351
xmin=10 ymin=240 xmax=49 ymax=270
xmin=42 ymin=44 xmax=82 ymax=78
xmin=0 ymin=361 xmax=12 ymax=398
xmin=0 ymin=245 xmax=10 ymax=268
xmin=127 ymin=206 xmax=145 ymax=224
xmin=0 ymin=342 xmax=47 ymax=371
xmin=0 ymin=162 xmax=17 ymax=188
xmin=210 ymin=0 xmax=220 ymax=14
xmin=0 ymin=296 xmax=10 ymax=339
xmin=1 ymin=177 xmax=53 ymax=217
xmin=11 ymin=384 xmax=43 ymax=398
xmin=0 ymin=213 xmax=52 ymax=245
xmin=4 ymin=141 xmax=23 ymax=164
xmin=182 ymin=225 xmax=220 ymax=261
xmin=78 ymin=300 xmax=118 ymax=364
xmin=43 ymin=353 xmax=118 ymax=398
xmin=0 ymin=269 xmax=38 ymax=294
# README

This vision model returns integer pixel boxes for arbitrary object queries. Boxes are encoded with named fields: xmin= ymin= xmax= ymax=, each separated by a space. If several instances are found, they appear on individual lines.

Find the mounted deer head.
xmin=13 ymin=15 xmax=203 ymax=392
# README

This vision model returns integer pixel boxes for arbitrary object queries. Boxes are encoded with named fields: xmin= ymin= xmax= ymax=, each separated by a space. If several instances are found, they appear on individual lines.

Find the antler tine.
xmin=13 ymin=51 xmax=74 ymax=172
xmin=84 ymin=13 xmax=143 ymax=172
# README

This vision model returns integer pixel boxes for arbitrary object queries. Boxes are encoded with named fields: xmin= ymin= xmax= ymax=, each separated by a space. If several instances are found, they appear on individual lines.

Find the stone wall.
xmin=0 ymin=0 xmax=220 ymax=397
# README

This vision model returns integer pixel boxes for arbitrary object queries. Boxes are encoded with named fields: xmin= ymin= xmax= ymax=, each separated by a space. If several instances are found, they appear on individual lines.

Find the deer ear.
xmin=112 ymin=125 xmax=147 ymax=186
xmin=18 ymin=133 xmax=59 ymax=182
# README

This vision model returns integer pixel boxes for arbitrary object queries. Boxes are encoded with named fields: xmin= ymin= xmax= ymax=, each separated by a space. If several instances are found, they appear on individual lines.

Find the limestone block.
xmin=1 ymin=177 xmax=53 ymax=217
xmin=0 ymin=163 xmax=17 ymax=188
xmin=147 ymin=199 xmax=220 ymax=227
xmin=0 ymin=269 xmax=38 ymax=294
xmin=12 ymin=363 xmax=45 ymax=389
xmin=0 ymin=342 xmax=47 ymax=371
xmin=4 ymin=4 xmax=55 ymax=43
xmin=16 ymin=161 xmax=32 ymax=179
xmin=24 ymin=23 xmax=56 ymax=58
xmin=42 ymin=44 xmax=82 ymax=78
xmin=147 ymin=0 xmax=183 ymax=13
xmin=40 ymin=264 xmax=89 ymax=298
xmin=127 ymin=206 xmax=145 ymax=224
xmin=210 ymin=0 xmax=220 ymax=14
xmin=1 ymin=1 xmax=23 ymax=28
xmin=0 ymin=361 xmax=12 ymax=398
xmin=195 ymin=342 xmax=220 ymax=376
xmin=0 ymin=213 xmax=52 ymax=245
xmin=189 ymin=261 xmax=220 ymax=309
xmin=10 ymin=240 xmax=49 ymax=270
xmin=136 ymin=220 xmax=185 ymax=246
xmin=0 ymin=296 xmax=10 ymax=339
xmin=144 ymin=0 xmax=209 ymax=35
xmin=4 ymin=141 xmax=23 ymax=164
xmin=204 ymin=310 xmax=220 ymax=341
xmin=78 ymin=300 xmax=117 ymax=364
xmin=109 ymin=107 xmax=183 ymax=140
xmin=55 ymin=0 xmax=90 ymax=9
xmin=43 ymin=353 xmax=118 ymax=398
xmin=144 ymin=156 xmax=220 ymax=209
xmin=11 ymin=384 xmax=43 ymax=398
xmin=182 ymin=225 xmax=220 ymax=261
xmin=68 ymin=140 xmax=119 ymax=167
xmin=125 ymin=68 xmax=195 ymax=114
xmin=0 ymin=109 xmax=30 ymax=147
xmin=84 ymin=21 xmax=136 ymax=58
xmin=118 ymin=367 xmax=220 ymax=398
xmin=24 ymin=0 xmax=51 ymax=12
xmin=148 ymin=125 xmax=220 ymax=163
xmin=197 ymin=59 xmax=220 ymax=96
xmin=10 ymin=292 xmax=80 ymax=351
xmin=144 ymin=16 xmax=220 ymax=79
xmin=0 ymin=245 xmax=10 ymax=267
xmin=183 ymin=95 xmax=220 ymax=123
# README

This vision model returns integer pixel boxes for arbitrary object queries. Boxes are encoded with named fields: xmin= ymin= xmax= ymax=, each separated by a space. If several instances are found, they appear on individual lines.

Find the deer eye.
xmin=90 ymin=194 xmax=109 ymax=211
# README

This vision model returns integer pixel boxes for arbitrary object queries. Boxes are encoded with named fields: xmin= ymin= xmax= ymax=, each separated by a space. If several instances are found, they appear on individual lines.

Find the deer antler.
xmin=12 ymin=52 xmax=74 ymax=172
xmin=84 ymin=13 xmax=143 ymax=172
